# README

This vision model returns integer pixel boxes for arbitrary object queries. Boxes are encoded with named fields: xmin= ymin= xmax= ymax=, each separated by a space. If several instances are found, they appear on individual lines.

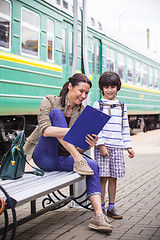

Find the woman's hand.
xmin=85 ymin=134 xmax=98 ymax=148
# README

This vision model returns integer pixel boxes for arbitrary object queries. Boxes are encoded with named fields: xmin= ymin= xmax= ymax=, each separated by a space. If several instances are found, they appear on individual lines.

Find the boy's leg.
xmin=108 ymin=177 xmax=117 ymax=203
xmin=100 ymin=177 xmax=108 ymax=214
xmin=100 ymin=177 xmax=108 ymax=204
xmin=107 ymin=177 xmax=123 ymax=219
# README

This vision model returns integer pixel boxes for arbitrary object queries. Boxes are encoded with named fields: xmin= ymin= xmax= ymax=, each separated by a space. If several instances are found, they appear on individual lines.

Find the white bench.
xmin=0 ymin=171 xmax=91 ymax=240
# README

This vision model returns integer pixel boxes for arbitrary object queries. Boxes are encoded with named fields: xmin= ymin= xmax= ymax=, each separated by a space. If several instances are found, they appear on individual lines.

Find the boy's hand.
xmin=127 ymin=148 xmax=135 ymax=158
xmin=99 ymin=145 xmax=109 ymax=157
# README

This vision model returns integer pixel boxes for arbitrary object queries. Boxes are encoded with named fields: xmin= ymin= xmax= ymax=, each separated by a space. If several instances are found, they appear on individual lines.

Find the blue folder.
xmin=63 ymin=105 xmax=111 ymax=150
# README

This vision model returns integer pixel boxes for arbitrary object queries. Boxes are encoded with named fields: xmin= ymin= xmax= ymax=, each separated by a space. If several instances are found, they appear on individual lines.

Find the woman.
xmin=23 ymin=73 xmax=112 ymax=233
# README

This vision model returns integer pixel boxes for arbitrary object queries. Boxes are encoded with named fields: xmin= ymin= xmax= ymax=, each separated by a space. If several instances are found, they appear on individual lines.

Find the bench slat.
xmin=0 ymin=171 xmax=85 ymax=206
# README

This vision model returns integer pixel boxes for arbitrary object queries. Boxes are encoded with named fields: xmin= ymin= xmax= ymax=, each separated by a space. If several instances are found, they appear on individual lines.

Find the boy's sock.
xmin=101 ymin=203 xmax=105 ymax=210
xmin=108 ymin=203 xmax=114 ymax=211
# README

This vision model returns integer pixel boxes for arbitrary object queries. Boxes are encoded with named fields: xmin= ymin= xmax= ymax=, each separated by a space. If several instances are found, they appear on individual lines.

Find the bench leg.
xmin=71 ymin=183 xmax=93 ymax=210
xmin=0 ymin=185 xmax=17 ymax=240
xmin=31 ymin=200 xmax=36 ymax=215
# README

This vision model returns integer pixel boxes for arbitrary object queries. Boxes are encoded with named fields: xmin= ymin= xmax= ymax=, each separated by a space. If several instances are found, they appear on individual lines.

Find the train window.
xmin=21 ymin=8 xmax=40 ymax=57
xmin=127 ymin=57 xmax=133 ymax=83
xmin=155 ymin=69 xmax=159 ymax=89
xmin=62 ymin=28 xmax=66 ymax=65
xmin=69 ymin=31 xmax=73 ymax=66
xmin=0 ymin=0 xmax=11 ymax=50
xmin=135 ymin=61 xmax=141 ymax=85
xmin=118 ymin=53 xmax=125 ymax=81
xmin=63 ymin=0 xmax=68 ymax=9
xmin=107 ymin=48 xmax=114 ymax=71
xmin=149 ymin=67 xmax=153 ymax=88
xmin=98 ymin=22 xmax=102 ymax=30
xmin=141 ymin=64 xmax=147 ymax=87
xmin=96 ymin=44 xmax=100 ymax=74
xmin=57 ymin=0 xmax=61 ymax=5
xmin=92 ymin=43 xmax=95 ymax=74
xmin=47 ymin=19 xmax=54 ymax=61
xmin=91 ymin=18 xmax=95 ymax=27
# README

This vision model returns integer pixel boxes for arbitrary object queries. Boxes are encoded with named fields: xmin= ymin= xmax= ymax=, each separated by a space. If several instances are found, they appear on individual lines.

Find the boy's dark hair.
xmin=99 ymin=71 xmax=121 ymax=95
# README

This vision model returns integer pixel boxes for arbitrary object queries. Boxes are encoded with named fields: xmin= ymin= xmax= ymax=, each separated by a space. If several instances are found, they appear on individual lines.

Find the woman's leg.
xmin=33 ymin=109 xmax=68 ymax=171
xmin=33 ymin=109 xmax=93 ymax=174
xmin=58 ymin=154 xmax=112 ymax=232
xmin=58 ymin=155 xmax=101 ymax=197
xmin=49 ymin=110 xmax=93 ymax=175
xmin=33 ymin=136 xmax=59 ymax=171
xmin=89 ymin=194 xmax=103 ymax=215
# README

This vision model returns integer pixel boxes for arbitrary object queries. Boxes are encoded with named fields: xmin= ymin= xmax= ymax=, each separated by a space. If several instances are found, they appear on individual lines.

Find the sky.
xmin=87 ymin=0 xmax=160 ymax=56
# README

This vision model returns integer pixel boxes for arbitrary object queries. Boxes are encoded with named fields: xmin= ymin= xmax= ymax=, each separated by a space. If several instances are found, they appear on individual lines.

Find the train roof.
xmin=87 ymin=15 xmax=160 ymax=65
xmin=43 ymin=0 xmax=160 ymax=65
xmin=103 ymin=28 xmax=160 ymax=65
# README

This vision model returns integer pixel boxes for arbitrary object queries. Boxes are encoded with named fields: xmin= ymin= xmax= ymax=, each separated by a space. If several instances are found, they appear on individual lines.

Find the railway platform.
xmin=1 ymin=129 xmax=160 ymax=240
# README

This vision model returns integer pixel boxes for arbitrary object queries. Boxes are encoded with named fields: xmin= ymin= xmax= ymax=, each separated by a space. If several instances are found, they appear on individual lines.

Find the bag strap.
xmin=119 ymin=101 xmax=124 ymax=118
xmin=11 ymin=131 xmax=25 ymax=148
xmin=98 ymin=100 xmax=124 ymax=127
xmin=99 ymin=100 xmax=104 ymax=112
xmin=16 ymin=146 xmax=44 ymax=176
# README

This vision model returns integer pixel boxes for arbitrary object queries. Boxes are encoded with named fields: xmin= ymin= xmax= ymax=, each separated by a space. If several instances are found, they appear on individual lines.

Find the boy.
xmin=93 ymin=71 xmax=135 ymax=219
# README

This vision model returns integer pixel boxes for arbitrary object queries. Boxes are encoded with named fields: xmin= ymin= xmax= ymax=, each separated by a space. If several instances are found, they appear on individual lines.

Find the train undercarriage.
xmin=0 ymin=114 xmax=160 ymax=160
xmin=129 ymin=114 xmax=160 ymax=134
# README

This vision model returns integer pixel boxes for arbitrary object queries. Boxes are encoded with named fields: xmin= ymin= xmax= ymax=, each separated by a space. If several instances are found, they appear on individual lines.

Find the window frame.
xmin=118 ymin=52 xmax=125 ymax=81
xmin=149 ymin=66 xmax=153 ymax=88
xmin=141 ymin=63 xmax=147 ymax=87
xmin=127 ymin=56 xmax=134 ymax=84
xmin=47 ymin=19 xmax=54 ymax=62
xmin=62 ymin=27 xmax=66 ymax=65
xmin=0 ymin=0 xmax=11 ymax=51
xmin=21 ymin=7 xmax=40 ymax=59
xmin=106 ymin=48 xmax=115 ymax=71
xmin=135 ymin=60 xmax=141 ymax=85
xmin=154 ymin=69 xmax=159 ymax=89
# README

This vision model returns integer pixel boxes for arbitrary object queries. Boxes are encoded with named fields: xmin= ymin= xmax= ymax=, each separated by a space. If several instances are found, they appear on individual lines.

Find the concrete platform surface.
xmin=1 ymin=129 xmax=160 ymax=240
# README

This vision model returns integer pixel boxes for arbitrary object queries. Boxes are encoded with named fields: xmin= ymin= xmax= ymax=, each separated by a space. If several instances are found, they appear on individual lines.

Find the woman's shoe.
xmin=88 ymin=214 xmax=113 ymax=233
xmin=73 ymin=158 xmax=94 ymax=175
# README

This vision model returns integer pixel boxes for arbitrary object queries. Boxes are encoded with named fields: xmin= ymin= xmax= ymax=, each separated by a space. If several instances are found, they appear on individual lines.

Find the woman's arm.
xmin=43 ymin=126 xmax=69 ymax=138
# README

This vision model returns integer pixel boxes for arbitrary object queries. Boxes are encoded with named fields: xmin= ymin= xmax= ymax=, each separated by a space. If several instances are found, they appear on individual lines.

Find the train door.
xmin=90 ymin=37 xmax=102 ymax=105
xmin=62 ymin=21 xmax=73 ymax=84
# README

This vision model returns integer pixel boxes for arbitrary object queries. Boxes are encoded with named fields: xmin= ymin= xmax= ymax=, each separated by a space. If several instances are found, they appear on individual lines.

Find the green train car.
xmin=0 ymin=0 xmax=160 ymax=156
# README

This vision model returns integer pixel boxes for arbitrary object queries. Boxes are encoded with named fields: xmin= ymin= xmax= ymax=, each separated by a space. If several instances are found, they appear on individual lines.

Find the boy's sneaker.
xmin=88 ymin=214 xmax=113 ymax=233
xmin=73 ymin=158 xmax=94 ymax=175
xmin=107 ymin=208 xmax=123 ymax=219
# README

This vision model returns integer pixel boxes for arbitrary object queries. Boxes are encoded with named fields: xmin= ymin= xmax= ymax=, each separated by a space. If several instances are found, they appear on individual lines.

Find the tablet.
xmin=63 ymin=105 xmax=111 ymax=150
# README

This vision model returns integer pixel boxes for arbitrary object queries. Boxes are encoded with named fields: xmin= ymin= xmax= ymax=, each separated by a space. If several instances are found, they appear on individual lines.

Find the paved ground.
xmin=1 ymin=129 xmax=160 ymax=240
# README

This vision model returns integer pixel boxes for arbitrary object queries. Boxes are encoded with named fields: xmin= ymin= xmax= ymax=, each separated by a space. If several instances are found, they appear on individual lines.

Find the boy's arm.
xmin=122 ymin=104 xmax=132 ymax=149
